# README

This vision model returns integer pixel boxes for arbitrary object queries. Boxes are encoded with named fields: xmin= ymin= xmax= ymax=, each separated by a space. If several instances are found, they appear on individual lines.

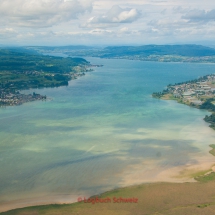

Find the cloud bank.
xmin=0 ymin=0 xmax=215 ymax=45
xmin=182 ymin=9 xmax=215 ymax=23
xmin=0 ymin=0 xmax=92 ymax=28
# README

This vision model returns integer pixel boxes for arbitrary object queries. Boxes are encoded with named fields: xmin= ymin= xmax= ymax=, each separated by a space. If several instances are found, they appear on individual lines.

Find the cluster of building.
xmin=167 ymin=74 xmax=215 ymax=106
xmin=0 ymin=91 xmax=46 ymax=106
xmin=0 ymin=68 xmax=90 ymax=107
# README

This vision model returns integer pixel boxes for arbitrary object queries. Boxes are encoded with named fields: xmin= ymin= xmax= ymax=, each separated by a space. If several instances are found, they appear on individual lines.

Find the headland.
xmin=153 ymin=73 xmax=215 ymax=129
xmin=0 ymin=49 xmax=93 ymax=106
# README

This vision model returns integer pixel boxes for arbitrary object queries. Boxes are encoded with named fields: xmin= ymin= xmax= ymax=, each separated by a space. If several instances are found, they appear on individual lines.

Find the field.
xmin=2 ymin=179 xmax=215 ymax=215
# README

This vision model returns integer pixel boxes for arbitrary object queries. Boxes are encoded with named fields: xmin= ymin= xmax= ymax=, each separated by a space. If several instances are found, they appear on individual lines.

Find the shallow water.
xmin=1 ymin=58 xmax=215 ymax=211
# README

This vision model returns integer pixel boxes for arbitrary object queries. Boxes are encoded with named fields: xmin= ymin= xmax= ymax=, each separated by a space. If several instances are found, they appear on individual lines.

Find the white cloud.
xmin=0 ymin=0 xmax=93 ymax=28
xmin=0 ymin=28 xmax=17 ymax=38
xmin=182 ymin=9 xmax=215 ymax=23
xmin=1 ymin=0 xmax=215 ymax=45
xmin=82 ymin=5 xmax=141 ymax=28
xmin=120 ymin=27 xmax=129 ymax=32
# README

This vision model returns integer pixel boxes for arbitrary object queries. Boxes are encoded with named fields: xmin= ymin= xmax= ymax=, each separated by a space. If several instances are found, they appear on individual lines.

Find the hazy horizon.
xmin=1 ymin=43 xmax=215 ymax=49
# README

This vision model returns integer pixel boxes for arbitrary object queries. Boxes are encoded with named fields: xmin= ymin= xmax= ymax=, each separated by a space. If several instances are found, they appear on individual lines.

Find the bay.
xmin=1 ymin=58 xmax=215 ymax=211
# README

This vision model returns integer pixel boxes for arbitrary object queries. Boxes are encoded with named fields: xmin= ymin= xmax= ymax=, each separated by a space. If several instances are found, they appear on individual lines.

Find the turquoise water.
xmin=1 ymin=58 xmax=215 ymax=210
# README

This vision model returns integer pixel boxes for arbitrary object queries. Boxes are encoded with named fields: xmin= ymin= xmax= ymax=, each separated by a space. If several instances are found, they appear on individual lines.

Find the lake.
xmin=1 ymin=58 xmax=215 ymax=211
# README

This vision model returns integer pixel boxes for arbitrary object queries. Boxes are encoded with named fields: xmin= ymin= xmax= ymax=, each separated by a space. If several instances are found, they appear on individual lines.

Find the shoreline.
xmin=2 ymin=70 xmax=215 ymax=213
xmin=0 ymin=71 xmax=88 ymax=107
xmin=2 ymin=163 xmax=215 ymax=214
xmin=0 ymin=49 xmax=94 ymax=107
xmin=2 ymin=96 xmax=215 ymax=213
xmin=1 ymin=144 xmax=215 ymax=213
xmin=102 ymin=56 xmax=215 ymax=64
xmin=152 ymin=73 xmax=215 ymax=129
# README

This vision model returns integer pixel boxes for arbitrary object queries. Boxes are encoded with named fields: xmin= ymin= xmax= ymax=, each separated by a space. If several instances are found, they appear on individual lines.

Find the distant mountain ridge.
xmin=102 ymin=45 xmax=215 ymax=57
xmin=25 ymin=44 xmax=215 ymax=57
xmin=24 ymin=44 xmax=215 ymax=63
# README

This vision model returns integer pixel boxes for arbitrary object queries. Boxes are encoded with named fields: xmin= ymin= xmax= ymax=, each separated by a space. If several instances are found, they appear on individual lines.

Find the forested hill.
xmin=101 ymin=45 xmax=215 ymax=57
xmin=0 ymin=49 xmax=89 ymax=73
xmin=27 ymin=44 xmax=215 ymax=63
xmin=0 ymin=49 xmax=92 ymax=106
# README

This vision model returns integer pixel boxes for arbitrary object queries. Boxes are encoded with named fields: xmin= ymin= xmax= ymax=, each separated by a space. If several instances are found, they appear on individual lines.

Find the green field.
xmin=2 ymin=181 xmax=215 ymax=215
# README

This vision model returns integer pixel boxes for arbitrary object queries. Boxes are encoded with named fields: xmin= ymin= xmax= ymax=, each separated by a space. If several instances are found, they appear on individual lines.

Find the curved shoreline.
xmin=2 ymin=165 xmax=215 ymax=214
xmin=2 ymin=67 xmax=215 ymax=213
xmin=1 ymin=143 xmax=215 ymax=213
xmin=2 ymin=100 xmax=215 ymax=213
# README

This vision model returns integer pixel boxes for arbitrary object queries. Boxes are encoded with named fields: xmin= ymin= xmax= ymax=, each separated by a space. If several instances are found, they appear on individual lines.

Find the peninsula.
xmin=0 ymin=49 xmax=91 ymax=106
xmin=152 ymin=74 xmax=215 ymax=129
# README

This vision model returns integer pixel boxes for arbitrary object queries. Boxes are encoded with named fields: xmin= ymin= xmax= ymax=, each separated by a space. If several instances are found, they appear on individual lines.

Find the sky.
xmin=0 ymin=0 xmax=215 ymax=46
